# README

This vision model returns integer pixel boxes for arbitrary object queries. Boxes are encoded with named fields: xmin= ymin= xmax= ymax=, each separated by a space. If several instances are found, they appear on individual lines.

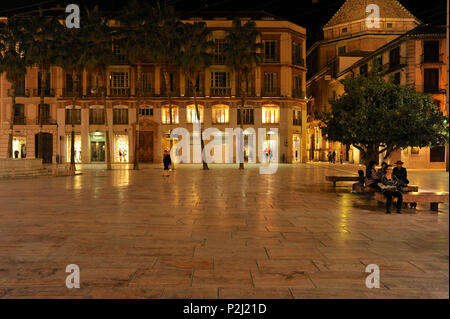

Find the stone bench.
xmin=326 ymin=176 xmax=359 ymax=187
xmin=375 ymin=191 xmax=449 ymax=212
xmin=354 ymin=184 xmax=419 ymax=193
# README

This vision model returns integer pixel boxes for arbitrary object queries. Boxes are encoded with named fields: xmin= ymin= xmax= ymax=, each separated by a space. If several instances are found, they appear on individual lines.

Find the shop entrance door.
xmin=139 ymin=131 xmax=153 ymax=162
xmin=91 ymin=141 xmax=105 ymax=162
xmin=35 ymin=133 xmax=52 ymax=163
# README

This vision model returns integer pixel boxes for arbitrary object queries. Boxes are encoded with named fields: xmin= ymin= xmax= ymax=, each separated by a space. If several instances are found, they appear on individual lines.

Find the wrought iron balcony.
xmin=32 ymin=88 xmax=55 ymax=97
xmin=36 ymin=117 xmax=57 ymax=125
xmin=293 ymin=57 xmax=305 ymax=67
xmin=383 ymin=57 xmax=407 ymax=73
xmin=236 ymin=87 xmax=256 ymax=97
xmin=136 ymin=87 xmax=156 ymax=97
xmin=62 ymin=87 xmax=83 ymax=97
xmin=263 ymin=56 xmax=280 ymax=63
xmin=13 ymin=116 xmax=26 ymax=125
xmin=109 ymin=88 xmax=130 ymax=97
xmin=185 ymin=86 xmax=205 ymax=97
xmin=161 ymin=87 xmax=180 ymax=97
xmin=421 ymin=53 xmax=444 ymax=64
xmin=292 ymin=89 xmax=306 ymax=98
xmin=261 ymin=87 xmax=281 ymax=97
xmin=210 ymin=87 xmax=231 ymax=97
xmin=86 ymin=87 xmax=103 ymax=97
xmin=8 ymin=88 xmax=29 ymax=97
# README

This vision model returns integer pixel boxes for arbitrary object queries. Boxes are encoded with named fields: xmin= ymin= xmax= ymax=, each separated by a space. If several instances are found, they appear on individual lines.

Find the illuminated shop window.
xmin=12 ymin=137 xmax=26 ymax=158
xmin=65 ymin=134 xmax=82 ymax=163
xmin=114 ymin=134 xmax=129 ymax=163
xmin=186 ymin=105 xmax=204 ymax=123
xmin=262 ymin=105 xmax=280 ymax=124
xmin=161 ymin=106 xmax=179 ymax=124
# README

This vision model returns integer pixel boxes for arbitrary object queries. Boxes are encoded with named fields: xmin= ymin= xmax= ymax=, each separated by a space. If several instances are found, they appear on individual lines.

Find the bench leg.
xmin=333 ymin=181 xmax=336 ymax=187
xmin=430 ymin=203 xmax=439 ymax=212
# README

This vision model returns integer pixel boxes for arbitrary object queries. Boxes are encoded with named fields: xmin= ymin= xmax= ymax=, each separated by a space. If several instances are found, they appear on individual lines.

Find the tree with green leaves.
xmin=82 ymin=6 xmax=117 ymax=170
xmin=320 ymin=74 xmax=449 ymax=165
xmin=0 ymin=15 xmax=30 ymax=158
xmin=224 ymin=18 xmax=262 ymax=169
xmin=25 ymin=10 xmax=60 ymax=160
xmin=178 ymin=22 xmax=213 ymax=169
xmin=121 ymin=0 xmax=155 ymax=170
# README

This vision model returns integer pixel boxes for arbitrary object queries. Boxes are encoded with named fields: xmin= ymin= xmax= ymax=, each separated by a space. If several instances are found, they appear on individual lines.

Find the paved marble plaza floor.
xmin=0 ymin=163 xmax=448 ymax=299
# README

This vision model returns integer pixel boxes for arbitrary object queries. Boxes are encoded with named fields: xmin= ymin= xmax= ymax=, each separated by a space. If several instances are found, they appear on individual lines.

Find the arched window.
xmin=161 ymin=105 xmax=179 ymax=124
xmin=212 ymin=104 xmax=229 ymax=124
xmin=186 ymin=105 xmax=204 ymax=123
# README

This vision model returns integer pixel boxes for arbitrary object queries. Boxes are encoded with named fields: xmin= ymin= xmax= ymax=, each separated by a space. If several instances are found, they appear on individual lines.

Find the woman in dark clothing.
xmin=163 ymin=150 xmax=171 ymax=175
xmin=365 ymin=160 xmax=382 ymax=192
xmin=379 ymin=165 xmax=403 ymax=214
xmin=393 ymin=160 xmax=409 ymax=186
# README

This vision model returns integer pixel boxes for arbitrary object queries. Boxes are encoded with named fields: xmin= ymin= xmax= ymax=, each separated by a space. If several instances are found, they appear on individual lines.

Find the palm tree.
xmin=82 ymin=6 xmax=116 ymax=170
xmin=0 ymin=16 xmax=30 ymax=158
xmin=178 ymin=22 xmax=213 ymax=169
xmin=151 ymin=3 xmax=183 ymax=166
xmin=25 ymin=10 xmax=60 ymax=160
xmin=54 ymin=13 xmax=84 ymax=174
xmin=224 ymin=18 xmax=262 ymax=169
xmin=121 ymin=0 xmax=155 ymax=170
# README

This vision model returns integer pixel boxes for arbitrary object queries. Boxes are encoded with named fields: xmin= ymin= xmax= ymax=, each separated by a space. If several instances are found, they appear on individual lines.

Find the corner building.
xmin=0 ymin=12 xmax=308 ymax=165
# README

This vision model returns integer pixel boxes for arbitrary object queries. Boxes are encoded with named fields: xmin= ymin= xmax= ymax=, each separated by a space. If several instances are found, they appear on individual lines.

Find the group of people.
xmin=353 ymin=160 xmax=409 ymax=214
xmin=327 ymin=151 xmax=344 ymax=164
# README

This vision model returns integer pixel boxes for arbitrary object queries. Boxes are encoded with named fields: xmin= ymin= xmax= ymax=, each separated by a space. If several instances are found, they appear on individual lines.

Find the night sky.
xmin=0 ymin=0 xmax=447 ymax=47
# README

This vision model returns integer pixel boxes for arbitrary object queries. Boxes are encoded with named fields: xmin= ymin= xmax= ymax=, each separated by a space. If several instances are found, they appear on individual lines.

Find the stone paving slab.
xmin=0 ymin=164 xmax=448 ymax=298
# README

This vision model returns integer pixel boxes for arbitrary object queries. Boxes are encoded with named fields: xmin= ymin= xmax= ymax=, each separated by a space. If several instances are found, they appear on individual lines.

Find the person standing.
xmin=163 ymin=149 xmax=172 ymax=176
xmin=339 ymin=151 xmax=343 ymax=164
xmin=332 ymin=151 xmax=336 ymax=164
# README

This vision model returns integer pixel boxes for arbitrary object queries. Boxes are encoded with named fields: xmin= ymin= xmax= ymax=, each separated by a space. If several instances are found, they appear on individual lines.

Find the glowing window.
xmin=161 ymin=106 xmax=179 ymax=124
xmin=212 ymin=105 xmax=229 ymax=124
xmin=262 ymin=106 xmax=280 ymax=124
xmin=186 ymin=105 xmax=204 ymax=123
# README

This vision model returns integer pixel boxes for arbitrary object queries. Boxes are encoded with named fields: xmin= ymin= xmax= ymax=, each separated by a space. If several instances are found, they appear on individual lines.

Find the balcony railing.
xmin=236 ymin=87 xmax=256 ymax=97
xmin=13 ymin=116 xmax=26 ymax=125
xmin=32 ymin=88 xmax=55 ymax=97
xmin=421 ymin=53 xmax=444 ymax=64
xmin=136 ymin=87 xmax=156 ymax=97
xmin=383 ymin=57 xmax=407 ymax=73
xmin=112 ymin=54 xmax=128 ymax=65
xmin=86 ymin=87 xmax=103 ymax=97
xmin=62 ymin=87 xmax=83 ymax=97
xmin=292 ymin=89 xmax=306 ymax=98
xmin=36 ymin=117 xmax=57 ymax=125
xmin=263 ymin=56 xmax=280 ymax=63
xmin=210 ymin=87 xmax=231 ymax=97
xmin=261 ymin=87 xmax=281 ymax=97
xmin=185 ymin=86 xmax=205 ymax=97
xmin=8 ymin=88 xmax=29 ymax=97
xmin=161 ymin=87 xmax=180 ymax=97
xmin=109 ymin=88 xmax=130 ymax=97
xmin=293 ymin=57 xmax=305 ymax=67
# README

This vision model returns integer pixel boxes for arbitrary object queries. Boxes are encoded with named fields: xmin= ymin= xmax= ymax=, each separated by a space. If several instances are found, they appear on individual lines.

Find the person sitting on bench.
xmin=365 ymin=161 xmax=382 ymax=192
xmin=393 ymin=160 xmax=409 ymax=186
xmin=352 ymin=170 xmax=366 ymax=193
xmin=378 ymin=165 xmax=403 ymax=214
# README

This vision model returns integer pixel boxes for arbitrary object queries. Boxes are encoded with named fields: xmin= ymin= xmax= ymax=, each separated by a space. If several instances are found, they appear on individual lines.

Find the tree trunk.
xmin=360 ymin=144 xmax=380 ymax=166
xmin=191 ymin=78 xmax=208 ymax=169
xmin=102 ymin=72 xmax=112 ymax=170
xmin=238 ymin=74 xmax=245 ymax=170
xmin=134 ymin=62 xmax=142 ymax=170
xmin=69 ymin=71 xmax=77 ymax=175
xmin=38 ymin=68 xmax=46 ymax=160
xmin=7 ymin=86 xmax=15 ymax=158
xmin=162 ymin=68 xmax=174 ymax=169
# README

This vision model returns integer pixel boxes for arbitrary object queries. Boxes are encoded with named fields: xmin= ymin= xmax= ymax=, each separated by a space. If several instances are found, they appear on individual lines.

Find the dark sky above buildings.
xmin=0 ymin=0 xmax=447 ymax=47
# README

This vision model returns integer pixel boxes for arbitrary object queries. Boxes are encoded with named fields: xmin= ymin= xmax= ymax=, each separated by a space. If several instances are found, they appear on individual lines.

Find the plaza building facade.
xmin=0 ymin=13 xmax=308 ymax=165
xmin=306 ymin=0 xmax=448 ymax=169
